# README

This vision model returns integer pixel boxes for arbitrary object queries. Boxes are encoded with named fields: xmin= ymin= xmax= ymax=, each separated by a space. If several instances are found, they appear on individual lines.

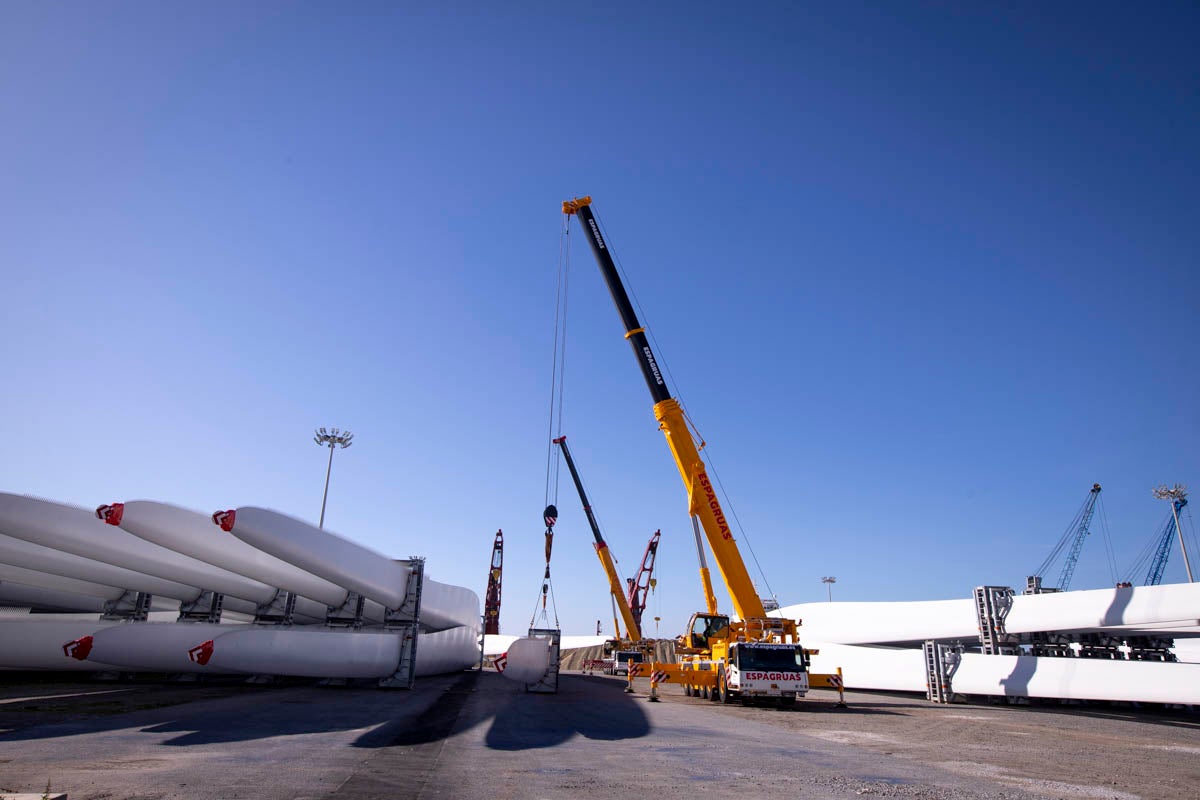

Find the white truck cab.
xmin=612 ymin=649 xmax=644 ymax=676
xmin=723 ymin=642 xmax=809 ymax=706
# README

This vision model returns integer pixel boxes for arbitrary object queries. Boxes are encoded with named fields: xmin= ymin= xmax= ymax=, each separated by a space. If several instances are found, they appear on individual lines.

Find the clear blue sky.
xmin=2 ymin=3 xmax=1197 ymax=636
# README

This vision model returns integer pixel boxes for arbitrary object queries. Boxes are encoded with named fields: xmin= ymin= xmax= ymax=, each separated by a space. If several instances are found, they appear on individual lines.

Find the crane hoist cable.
xmin=530 ymin=215 xmax=573 ymax=630
xmin=1097 ymin=493 xmax=1119 ymax=586
xmin=544 ymin=213 xmax=572 ymax=505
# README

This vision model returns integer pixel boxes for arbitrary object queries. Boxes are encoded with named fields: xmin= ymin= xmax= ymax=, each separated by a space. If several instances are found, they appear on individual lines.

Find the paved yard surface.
xmin=0 ymin=670 xmax=1196 ymax=799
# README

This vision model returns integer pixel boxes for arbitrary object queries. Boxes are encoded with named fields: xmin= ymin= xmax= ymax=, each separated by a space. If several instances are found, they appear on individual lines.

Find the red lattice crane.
xmin=625 ymin=529 xmax=661 ymax=631
xmin=483 ymin=529 xmax=503 ymax=635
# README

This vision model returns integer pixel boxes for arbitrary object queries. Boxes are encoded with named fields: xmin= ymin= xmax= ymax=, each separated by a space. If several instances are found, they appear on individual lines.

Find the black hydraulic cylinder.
xmin=573 ymin=204 xmax=672 ymax=405
xmin=553 ymin=436 xmax=606 ymax=547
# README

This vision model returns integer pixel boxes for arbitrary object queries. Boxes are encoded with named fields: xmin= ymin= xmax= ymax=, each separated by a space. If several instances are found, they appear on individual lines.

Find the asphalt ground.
xmin=1 ymin=670 xmax=1197 ymax=799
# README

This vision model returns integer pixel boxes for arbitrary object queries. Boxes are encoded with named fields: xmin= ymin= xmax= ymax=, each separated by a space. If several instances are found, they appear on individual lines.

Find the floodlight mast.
xmin=313 ymin=427 xmax=354 ymax=529
xmin=1153 ymin=484 xmax=1193 ymax=583
xmin=822 ymin=576 xmax=837 ymax=602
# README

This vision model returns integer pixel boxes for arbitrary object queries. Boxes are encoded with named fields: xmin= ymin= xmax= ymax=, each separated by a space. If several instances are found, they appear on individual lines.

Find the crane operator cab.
xmin=685 ymin=613 xmax=730 ymax=651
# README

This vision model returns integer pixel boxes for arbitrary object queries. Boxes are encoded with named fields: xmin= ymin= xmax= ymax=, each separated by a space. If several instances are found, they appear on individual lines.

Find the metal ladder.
xmin=924 ymin=640 xmax=960 ymax=703
xmin=974 ymin=585 xmax=1015 ymax=655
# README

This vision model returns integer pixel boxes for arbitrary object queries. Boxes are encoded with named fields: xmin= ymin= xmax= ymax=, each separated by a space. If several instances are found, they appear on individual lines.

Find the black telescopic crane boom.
xmin=566 ymin=199 xmax=672 ymax=405
xmin=554 ymin=436 xmax=605 ymax=548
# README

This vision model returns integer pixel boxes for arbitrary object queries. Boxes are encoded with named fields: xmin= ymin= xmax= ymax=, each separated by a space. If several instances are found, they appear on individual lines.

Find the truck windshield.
xmin=616 ymin=652 xmax=643 ymax=663
xmin=737 ymin=647 xmax=805 ymax=672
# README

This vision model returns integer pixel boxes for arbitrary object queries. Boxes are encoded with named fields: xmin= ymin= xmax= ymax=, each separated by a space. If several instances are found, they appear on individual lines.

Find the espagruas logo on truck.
xmin=744 ymin=671 xmax=806 ymax=681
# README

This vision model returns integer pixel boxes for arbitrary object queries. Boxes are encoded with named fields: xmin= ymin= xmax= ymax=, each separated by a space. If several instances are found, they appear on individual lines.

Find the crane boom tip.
xmin=562 ymin=196 xmax=592 ymax=215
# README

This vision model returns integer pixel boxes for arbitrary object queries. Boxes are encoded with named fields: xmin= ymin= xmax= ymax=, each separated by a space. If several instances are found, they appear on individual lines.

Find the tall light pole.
xmin=822 ymin=576 xmax=837 ymax=602
xmin=314 ymin=427 xmax=353 ymax=528
xmin=1153 ymin=484 xmax=1192 ymax=583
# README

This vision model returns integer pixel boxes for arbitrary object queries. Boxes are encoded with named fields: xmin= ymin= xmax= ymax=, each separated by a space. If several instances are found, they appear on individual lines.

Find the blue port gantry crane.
xmin=1145 ymin=494 xmax=1189 ymax=586
xmin=1031 ymin=483 xmax=1102 ymax=593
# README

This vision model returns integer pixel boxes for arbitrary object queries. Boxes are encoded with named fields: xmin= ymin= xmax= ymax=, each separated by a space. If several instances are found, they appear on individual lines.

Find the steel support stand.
xmin=102 ymin=590 xmax=152 ymax=622
xmin=380 ymin=557 xmax=425 ymax=689
xmin=178 ymin=590 xmax=224 ymax=624
xmin=526 ymin=627 xmax=561 ymax=694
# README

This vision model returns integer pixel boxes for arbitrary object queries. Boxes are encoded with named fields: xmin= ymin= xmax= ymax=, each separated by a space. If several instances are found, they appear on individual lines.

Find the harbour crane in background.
xmin=1146 ymin=485 xmax=1191 ymax=586
xmin=1027 ymin=484 xmax=1102 ymax=594
xmin=483 ymin=530 xmax=503 ymax=635
xmin=1122 ymin=485 xmax=1193 ymax=587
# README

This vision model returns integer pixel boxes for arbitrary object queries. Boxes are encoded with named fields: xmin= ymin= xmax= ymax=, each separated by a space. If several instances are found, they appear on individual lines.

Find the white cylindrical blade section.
xmin=203 ymin=625 xmax=480 ymax=679
xmin=806 ymin=642 xmax=927 ymax=692
xmin=415 ymin=626 xmax=483 ymax=677
xmin=953 ymin=652 xmax=1200 ymax=704
xmin=500 ymin=637 xmax=552 ymax=684
xmin=0 ymin=563 xmax=126 ymax=602
xmin=422 ymin=578 xmax=481 ymax=633
xmin=0 ymin=619 xmax=126 ymax=670
xmin=85 ymin=622 xmax=249 ymax=673
xmin=207 ymin=628 xmax=402 ymax=678
xmin=483 ymin=633 xmax=605 ymax=656
xmin=483 ymin=634 xmax=519 ymax=656
xmin=560 ymin=635 xmax=609 ymax=650
xmin=0 ymin=494 xmax=278 ymax=606
xmin=227 ymin=507 xmax=410 ymax=610
xmin=116 ymin=501 xmax=349 ymax=608
xmin=1006 ymin=583 xmax=1200 ymax=635
xmin=0 ymin=532 xmax=202 ymax=602
xmin=775 ymin=584 xmax=1200 ymax=647
xmin=0 ymin=582 xmax=107 ymax=614
xmin=773 ymin=600 xmax=976 ymax=645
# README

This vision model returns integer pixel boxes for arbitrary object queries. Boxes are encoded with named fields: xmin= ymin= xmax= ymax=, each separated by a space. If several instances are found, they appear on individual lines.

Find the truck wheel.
xmin=780 ymin=696 xmax=797 ymax=709
xmin=720 ymin=675 xmax=732 ymax=705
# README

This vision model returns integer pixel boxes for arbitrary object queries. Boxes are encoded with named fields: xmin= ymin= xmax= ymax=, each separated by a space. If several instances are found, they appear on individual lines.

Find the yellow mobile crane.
xmin=564 ymin=197 xmax=837 ymax=707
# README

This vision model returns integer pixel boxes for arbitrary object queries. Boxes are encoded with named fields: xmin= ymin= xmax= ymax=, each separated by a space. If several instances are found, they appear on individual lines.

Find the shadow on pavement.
xmin=1 ymin=669 xmax=654 ymax=751
xmin=483 ymin=673 xmax=651 ymax=750
xmin=0 ymin=674 xmax=463 ymax=746
xmin=355 ymin=671 xmax=652 ymax=751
